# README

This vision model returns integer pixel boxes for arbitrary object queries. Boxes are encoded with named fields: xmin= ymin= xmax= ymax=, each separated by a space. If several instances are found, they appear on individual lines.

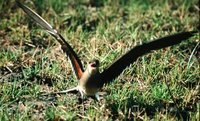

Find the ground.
xmin=0 ymin=0 xmax=199 ymax=120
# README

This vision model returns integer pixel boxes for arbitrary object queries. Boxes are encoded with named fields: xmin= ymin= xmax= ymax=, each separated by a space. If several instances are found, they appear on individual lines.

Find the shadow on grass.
xmin=106 ymin=92 xmax=197 ymax=121
xmin=0 ymin=65 xmax=55 ymax=87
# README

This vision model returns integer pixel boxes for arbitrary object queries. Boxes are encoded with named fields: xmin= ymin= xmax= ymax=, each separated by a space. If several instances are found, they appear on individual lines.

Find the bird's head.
xmin=87 ymin=59 xmax=100 ymax=75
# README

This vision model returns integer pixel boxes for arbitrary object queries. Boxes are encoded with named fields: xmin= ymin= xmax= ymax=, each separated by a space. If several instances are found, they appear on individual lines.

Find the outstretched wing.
xmin=98 ymin=31 xmax=197 ymax=87
xmin=16 ymin=1 xmax=84 ymax=79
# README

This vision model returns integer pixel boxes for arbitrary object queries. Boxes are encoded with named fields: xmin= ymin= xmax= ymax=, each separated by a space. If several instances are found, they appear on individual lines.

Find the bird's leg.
xmin=95 ymin=93 xmax=100 ymax=101
xmin=79 ymin=90 xmax=85 ymax=99
xmin=77 ymin=87 xmax=87 ymax=100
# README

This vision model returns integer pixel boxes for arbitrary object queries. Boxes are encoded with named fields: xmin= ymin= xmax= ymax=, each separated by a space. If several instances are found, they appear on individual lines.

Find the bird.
xmin=16 ymin=1 xmax=197 ymax=101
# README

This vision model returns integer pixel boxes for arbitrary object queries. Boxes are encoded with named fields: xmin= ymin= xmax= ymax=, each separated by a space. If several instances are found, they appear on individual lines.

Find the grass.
xmin=0 ymin=0 xmax=199 ymax=120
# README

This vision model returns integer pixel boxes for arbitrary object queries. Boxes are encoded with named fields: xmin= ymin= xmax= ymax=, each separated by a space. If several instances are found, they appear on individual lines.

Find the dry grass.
xmin=0 ymin=0 xmax=199 ymax=120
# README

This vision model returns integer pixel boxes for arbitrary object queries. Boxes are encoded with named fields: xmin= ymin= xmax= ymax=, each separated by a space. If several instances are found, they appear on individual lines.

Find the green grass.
xmin=0 ymin=0 xmax=199 ymax=120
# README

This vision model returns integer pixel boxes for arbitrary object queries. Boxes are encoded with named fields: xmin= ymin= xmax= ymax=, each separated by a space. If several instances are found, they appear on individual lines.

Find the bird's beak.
xmin=90 ymin=62 xmax=98 ymax=68
xmin=89 ymin=60 xmax=99 ymax=68
xmin=86 ymin=60 xmax=100 ymax=75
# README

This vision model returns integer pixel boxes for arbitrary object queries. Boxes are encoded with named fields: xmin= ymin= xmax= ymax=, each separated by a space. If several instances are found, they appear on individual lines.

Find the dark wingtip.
xmin=15 ymin=0 xmax=22 ymax=7
xmin=191 ymin=30 xmax=198 ymax=34
xmin=15 ymin=0 xmax=27 ymax=11
xmin=189 ymin=30 xmax=199 ymax=38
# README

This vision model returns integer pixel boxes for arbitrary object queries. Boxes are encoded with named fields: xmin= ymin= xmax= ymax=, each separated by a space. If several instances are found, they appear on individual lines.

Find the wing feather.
xmin=16 ymin=1 xmax=84 ymax=79
xmin=98 ymin=31 xmax=197 ymax=87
